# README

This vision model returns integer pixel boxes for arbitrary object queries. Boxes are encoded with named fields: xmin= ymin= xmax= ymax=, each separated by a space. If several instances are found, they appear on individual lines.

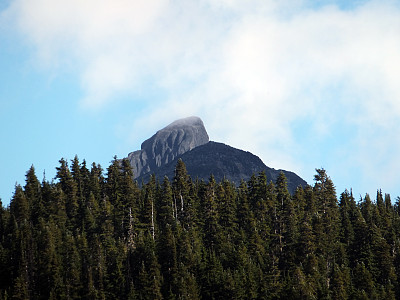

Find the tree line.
xmin=0 ymin=156 xmax=400 ymax=299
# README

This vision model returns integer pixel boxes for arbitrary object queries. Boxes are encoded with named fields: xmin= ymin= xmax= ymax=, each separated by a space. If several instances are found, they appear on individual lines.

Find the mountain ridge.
xmin=127 ymin=117 xmax=307 ymax=193
xmin=135 ymin=141 xmax=307 ymax=194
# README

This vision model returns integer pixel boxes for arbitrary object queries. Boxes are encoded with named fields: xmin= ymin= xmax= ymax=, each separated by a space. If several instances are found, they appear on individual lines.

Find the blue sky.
xmin=1 ymin=0 xmax=400 ymax=206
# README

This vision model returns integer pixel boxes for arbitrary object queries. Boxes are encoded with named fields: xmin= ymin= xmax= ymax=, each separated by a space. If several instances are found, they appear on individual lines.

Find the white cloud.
xmin=3 ymin=0 xmax=400 ymax=194
xmin=3 ymin=0 xmax=169 ymax=105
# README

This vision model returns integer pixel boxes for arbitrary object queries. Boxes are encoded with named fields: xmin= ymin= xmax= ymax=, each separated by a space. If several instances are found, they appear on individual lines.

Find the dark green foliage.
xmin=2 ymin=159 xmax=400 ymax=299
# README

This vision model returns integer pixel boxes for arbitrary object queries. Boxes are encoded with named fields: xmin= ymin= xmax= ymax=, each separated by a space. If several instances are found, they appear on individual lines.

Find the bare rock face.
xmin=127 ymin=116 xmax=209 ymax=179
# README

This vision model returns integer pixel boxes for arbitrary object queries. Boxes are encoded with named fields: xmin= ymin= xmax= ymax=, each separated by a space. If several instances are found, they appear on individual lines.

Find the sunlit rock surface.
xmin=127 ymin=116 xmax=209 ymax=179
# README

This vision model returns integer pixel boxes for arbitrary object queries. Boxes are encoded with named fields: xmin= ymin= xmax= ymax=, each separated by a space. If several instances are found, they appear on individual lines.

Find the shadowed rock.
xmin=135 ymin=141 xmax=307 ymax=194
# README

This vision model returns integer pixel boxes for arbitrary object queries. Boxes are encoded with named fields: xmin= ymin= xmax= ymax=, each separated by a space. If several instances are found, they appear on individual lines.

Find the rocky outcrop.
xmin=127 ymin=116 xmax=209 ymax=178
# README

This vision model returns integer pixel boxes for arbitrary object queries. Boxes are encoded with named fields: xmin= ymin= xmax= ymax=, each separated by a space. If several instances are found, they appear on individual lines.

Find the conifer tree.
xmin=62 ymin=233 xmax=82 ymax=299
xmin=35 ymin=218 xmax=63 ymax=299
xmin=104 ymin=238 xmax=125 ymax=299
xmin=293 ymin=186 xmax=307 ymax=221
xmin=56 ymin=158 xmax=79 ymax=229
xmin=158 ymin=225 xmax=178 ymax=297
xmin=105 ymin=156 xmax=124 ymax=238
xmin=251 ymin=172 xmax=273 ymax=248
xmin=199 ymin=249 xmax=225 ymax=299
xmin=236 ymin=181 xmax=256 ymax=245
xmin=339 ymin=190 xmax=355 ymax=267
xmin=0 ymin=199 xmax=9 ymax=294
xmin=330 ymin=263 xmax=349 ymax=300
xmin=201 ymin=175 xmax=220 ymax=250
xmin=287 ymin=266 xmax=315 ymax=299
xmin=352 ymin=262 xmax=376 ymax=299
xmin=361 ymin=193 xmax=374 ymax=226
xmin=24 ymin=165 xmax=43 ymax=226
xmin=79 ymin=159 xmax=92 ymax=201
xmin=158 ymin=176 xmax=175 ymax=230
xmin=276 ymin=172 xmax=298 ymax=274
xmin=10 ymin=185 xmax=29 ymax=226
xmin=351 ymin=207 xmax=373 ymax=269
xmin=313 ymin=168 xmax=340 ymax=290
xmin=89 ymin=162 xmax=103 ymax=203
xmin=9 ymin=185 xmax=34 ymax=299
xmin=140 ymin=175 xmax=157 ymax=239
xmin=119 ymin=158 xmax=140 ymax=240
xmin=134 ymin=232 xmax=162 ymax=300
xmin=370 ymin=224 xmax=396 ymax=286
xmin=71 ymin=155 xmax=86 ymax=226
xmin=173 ymin=159 xmax=193 ymax=227
xmin=216 ymin=179 xmax=238 ymax=267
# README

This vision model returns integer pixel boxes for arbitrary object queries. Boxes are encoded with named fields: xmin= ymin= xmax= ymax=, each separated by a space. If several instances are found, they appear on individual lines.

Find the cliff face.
xmin=126 ymin=116 xmax=307 ymax=194
xmin=127 ymin=116 xmax=209 ymax=178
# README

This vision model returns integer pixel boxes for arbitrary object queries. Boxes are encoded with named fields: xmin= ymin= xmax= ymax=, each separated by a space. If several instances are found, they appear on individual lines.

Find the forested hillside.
xmin=0 ymin=156 xmax=400 ymax=299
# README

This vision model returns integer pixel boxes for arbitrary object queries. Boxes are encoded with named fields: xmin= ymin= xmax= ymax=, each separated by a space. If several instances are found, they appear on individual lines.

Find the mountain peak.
xmin=164 ymin=116 xmax=204 ymax=130
xmin=140 ymin=116 xmax=208 ymax=150
xmin=128 ymin=116 xmax=209 ymax=178
xmin=126 ymin=116 xmax=307 ymax=193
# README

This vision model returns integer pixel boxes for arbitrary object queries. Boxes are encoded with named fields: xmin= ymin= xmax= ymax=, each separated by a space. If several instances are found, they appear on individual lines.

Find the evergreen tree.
xmin=352 ymin=262 xmax=376 ymax=299
xmin=201 ymin=176 xmax=220 ymax=250
xmin=361 ymin=193 xmax=374 ymax=226
xmin=119 ymin=158 xmax=140 ymax=240
xmin=24 ymin=165 xmax=43 ymax=226
xmin=158 ymin=177 xmax=175 ymax=230
xmin=9 ymin=185 xmax=34 ymax=299
xmin=158 ymin=225 xmax=178 ymax=297
xmin=56 ymin=158 xmax=79 ymax=229
xmin=89 ymin=162 xmax=104 ymax=203
xmin=71 ymin=155 xmax=86 ymax=227
xmin=173 ymin=159 xmax=193 ymax=227
xmin=140 ymin=175 xmax=157 ymax=239
xmin=237 ymin=181 xmax=258 ymax=248
xmin=105 ymin=156 xmax=125 ymax=238
xmin=35 ymin=218 xmax=64 ymax=299
xmin=134 ymin=233 xmax=162 ymax=300
xmin=216 ymin=179 xmax=238 ymax=268
xmin=62 ymin=233 xmax=82 ymax=299
xmin=276 ymin=172 xmax=298 ymax=275
xmin=330 ymin=264 xmax=349 ymax=300
xmin=0 ymin=199 xmax=9 ymax=294
xmin=251 ymin=172 xmax=274 ymax=250
xmin=291 ymin=266 xmax=316 ymax=299
xmin=10 ymin=185 xmax=29 ymax=226
xmin=313 ymin=168 xmax=340 ymax=295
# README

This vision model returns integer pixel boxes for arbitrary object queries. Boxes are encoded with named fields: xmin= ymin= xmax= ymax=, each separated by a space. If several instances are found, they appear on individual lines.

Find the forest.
xmin=0 ymin=156 xmax=400 ymax=299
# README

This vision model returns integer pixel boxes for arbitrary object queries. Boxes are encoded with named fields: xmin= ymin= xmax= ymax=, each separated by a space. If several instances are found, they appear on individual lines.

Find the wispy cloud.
xmin=2 ymin=0 xmax=400 ymax=195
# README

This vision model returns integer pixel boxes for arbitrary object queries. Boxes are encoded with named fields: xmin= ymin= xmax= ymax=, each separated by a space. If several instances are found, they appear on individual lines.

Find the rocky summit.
xmin=127 ymin=116 xmax=209 ymax=179
xmin=127 ymin=116 xmax=307 ymax=193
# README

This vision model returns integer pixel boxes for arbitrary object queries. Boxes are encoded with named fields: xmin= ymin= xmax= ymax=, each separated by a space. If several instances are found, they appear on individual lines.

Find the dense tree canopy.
xmin=0 ymin=159 xmax=400 ymax=299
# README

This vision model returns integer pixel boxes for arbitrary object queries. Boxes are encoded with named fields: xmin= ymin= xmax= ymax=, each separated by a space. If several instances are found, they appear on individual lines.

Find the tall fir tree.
xmin=56 ymin=158 xmax=79 ymax=230
xmin=24 ymin=165 xmax=43 ymax=226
